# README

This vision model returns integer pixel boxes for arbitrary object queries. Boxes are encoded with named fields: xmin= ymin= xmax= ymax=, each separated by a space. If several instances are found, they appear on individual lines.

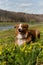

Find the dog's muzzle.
xmin=18 ymin=29 xmax=23 ymax=32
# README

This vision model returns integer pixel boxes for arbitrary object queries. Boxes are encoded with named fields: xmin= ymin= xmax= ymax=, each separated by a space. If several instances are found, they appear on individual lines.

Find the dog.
xmin=15 ymin=23 xmax=40 ymax=46
xmin=28 ymin=29 xmax=40 ymax=42
xmin=15 ymin=23 xmax=32 ymax=46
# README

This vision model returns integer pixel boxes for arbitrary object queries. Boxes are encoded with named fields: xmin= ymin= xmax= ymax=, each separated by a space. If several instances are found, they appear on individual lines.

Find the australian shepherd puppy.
xmin=15 ymin=23 xmax=40 ymax=46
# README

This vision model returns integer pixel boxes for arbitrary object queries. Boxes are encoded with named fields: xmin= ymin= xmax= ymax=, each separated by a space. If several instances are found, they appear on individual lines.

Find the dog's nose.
xmin=18 ymin=29 xmax=22 ymax=32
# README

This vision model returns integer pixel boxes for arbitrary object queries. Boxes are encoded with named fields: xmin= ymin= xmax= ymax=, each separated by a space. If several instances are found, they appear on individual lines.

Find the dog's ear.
xmin=14 ymin=24 xmax=19 ymax=28
xmin=14 ymin=26 xmax=16 ymax=28
xmin=24 ymin=24 xmax=29 ymax=28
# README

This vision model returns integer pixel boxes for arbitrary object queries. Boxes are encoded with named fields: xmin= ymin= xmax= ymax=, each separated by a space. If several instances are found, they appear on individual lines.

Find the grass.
xmin=0 ymin=23 xmax=43 ymax=65
xmin=0 ymin=29 xmax=15 ymax=44
xmin=0 ymin=22 xmax=15 ymax=26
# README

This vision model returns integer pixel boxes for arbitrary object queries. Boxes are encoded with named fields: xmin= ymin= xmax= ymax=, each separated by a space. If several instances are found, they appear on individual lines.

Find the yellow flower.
xmin=20 ymin=45 xmax=26 ymax=52
xmin=0 ymin=45 xmax=2 ymax=51
xmin=7 ymin=48 xmax=10 ymax=51
xmin=25 ymin=50 xmax=27 ymax=53
xmin=28 ymin=46 xmax=32 ymax=50
xmin=40 ymin=46 xmax=43 ymax=49
xmin=13 ymin=48 xmax=15 ymax=50
xmin=30 ymin=43 xmax=34 ymax=46
xmin=5 ymin=44 xmax=7 ymax=47
xmin=3 ymin=61 xmax=7 ymax=64
xmin=0 ymin=51 xmax=2 ymax=55
xmin=25 ymin=50 xmax=31 ymax=53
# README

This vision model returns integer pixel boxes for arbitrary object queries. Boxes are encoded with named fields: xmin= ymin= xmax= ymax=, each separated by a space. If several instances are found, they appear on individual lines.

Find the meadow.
xmin=0 ymin=22 xmax=43 ymax=65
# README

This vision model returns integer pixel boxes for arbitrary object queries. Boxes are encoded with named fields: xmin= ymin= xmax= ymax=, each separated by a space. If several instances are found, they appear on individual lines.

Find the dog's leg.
xmin=26 ymin=36 xmax=32 ymax=44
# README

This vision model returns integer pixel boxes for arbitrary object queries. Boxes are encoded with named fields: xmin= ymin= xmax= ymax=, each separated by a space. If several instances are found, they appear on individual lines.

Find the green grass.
xmin=0 ymin=23 xmax=43 ymax=65
xmin=0 ymin=22 xmax=15 ymax=26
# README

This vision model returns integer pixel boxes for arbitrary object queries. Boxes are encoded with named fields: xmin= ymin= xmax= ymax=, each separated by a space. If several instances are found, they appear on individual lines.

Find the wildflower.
xmin=20 ymin=44 xmax=26 ymax=52
xmin=40 ymin=46 xmax=43 ymax=49
xmin=31 ymin=43 xmax=34 ymax=46
xmin=25 ymin=50 xmax=31 ymax=53
xmin=3 ymin=61 xmax=7 ymax=64
xmin=7 ymin=48 xmax=10 ymax=51
xmin=25 ymin=50 xmax=27 ymax=53
xmin=0 ymin=45 xmax=2 ymax=51
xmin=0 ymin=51 xmax=2 ymax=55
xmin=28 ymin=46 xmax=32 ymax=51
xmin=13 ymin=48 xmax=15 ymax=51
xmin=5 ymin=43 xmax=7 ymax=46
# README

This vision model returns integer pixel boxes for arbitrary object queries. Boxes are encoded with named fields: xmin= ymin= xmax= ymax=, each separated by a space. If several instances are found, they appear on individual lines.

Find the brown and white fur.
xmin=15 ymin=23 xmax=32 ymax=46
xmin=28 ymin=29 xmax=40 ymax=42
xmin=15 ymin=23 xmax=40 ymax=46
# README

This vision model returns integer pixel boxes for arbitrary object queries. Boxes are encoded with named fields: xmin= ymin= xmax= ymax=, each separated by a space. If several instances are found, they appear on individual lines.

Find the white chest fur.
xmin=17 ymin=34 xmax=26 ymax=46
xmin=17 ymin=39 xmax=25 ymax=46
xmin=17 ymin=34 xmax=22 ymax=39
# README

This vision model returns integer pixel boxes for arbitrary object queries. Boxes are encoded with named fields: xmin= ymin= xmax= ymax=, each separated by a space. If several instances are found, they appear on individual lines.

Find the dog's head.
xmin=15 ymin=23 xmax=29 ymax=34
